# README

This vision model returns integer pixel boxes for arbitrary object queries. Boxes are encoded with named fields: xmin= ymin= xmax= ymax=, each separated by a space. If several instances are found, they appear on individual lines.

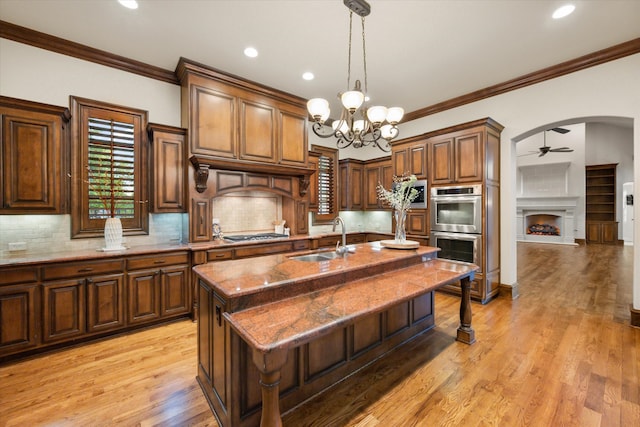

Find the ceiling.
xmin=1 ymin=0 xmax=639 ymax=117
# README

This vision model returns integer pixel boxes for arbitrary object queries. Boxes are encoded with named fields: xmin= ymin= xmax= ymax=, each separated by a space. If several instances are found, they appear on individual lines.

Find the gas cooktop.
xmin=224 ymin=233 xmax=288 ymax=242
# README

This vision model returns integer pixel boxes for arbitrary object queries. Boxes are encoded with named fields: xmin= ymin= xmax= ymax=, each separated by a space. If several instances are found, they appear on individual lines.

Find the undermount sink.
xmin=290 ymin=251 xmax=344 ymax=262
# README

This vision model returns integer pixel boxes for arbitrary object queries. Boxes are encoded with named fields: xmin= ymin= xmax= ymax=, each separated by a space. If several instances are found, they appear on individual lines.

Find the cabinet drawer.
xmin=292 ymin=240 xmax=310 ymax=251
xmin=317 ymin=236 xmax=339 ymax=248
xmin=127 ymin=252 xmax=189 ymax=270
xmin=0 ymin=267 xmax=39 ymax=285
xmin=234 ymin=242 xmax=293 ymax=258
xmin=43 ymin=259 xmax=125 ymax=281
xmin=207 ymin=249 xmax=234 ymax=262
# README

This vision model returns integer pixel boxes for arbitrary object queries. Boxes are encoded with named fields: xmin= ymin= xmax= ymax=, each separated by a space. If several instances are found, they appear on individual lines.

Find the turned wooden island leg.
xmin=456 ymin=275 xmax=476 ymax=344
xmin=252 ymin=348 xmax=289 ymax=427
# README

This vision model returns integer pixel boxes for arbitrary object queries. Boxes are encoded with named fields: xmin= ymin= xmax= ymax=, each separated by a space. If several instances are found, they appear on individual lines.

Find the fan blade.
xmin=538 ymin=151 xmax=547 ymax=157
xmin=549 ymin=147 xmax=574 ymax=152
xmin=518 ymin=152 xmax=538 ymax=157
xmin=550 ymin=127 xmax=570 ymax=134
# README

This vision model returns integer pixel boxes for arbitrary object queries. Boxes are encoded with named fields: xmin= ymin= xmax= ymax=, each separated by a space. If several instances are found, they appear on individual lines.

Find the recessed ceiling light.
xmin=118 ymin=0 xmax=138 ymax=10
xmin=302 ymin=72 xmax=314 ymax=81
xmin=552 ymin=4 xmax=575 ymax=19
xmin=244 ymin=47 xmax=258 ymax=58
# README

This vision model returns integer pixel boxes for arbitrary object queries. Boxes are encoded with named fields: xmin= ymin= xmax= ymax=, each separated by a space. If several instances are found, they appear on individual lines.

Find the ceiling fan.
xmin=519 ymin=127 xmax=574 ymax=157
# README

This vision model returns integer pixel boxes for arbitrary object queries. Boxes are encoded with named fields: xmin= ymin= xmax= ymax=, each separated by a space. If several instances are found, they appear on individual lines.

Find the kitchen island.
xmin=193 ymin=242 xmax=477 ymax=427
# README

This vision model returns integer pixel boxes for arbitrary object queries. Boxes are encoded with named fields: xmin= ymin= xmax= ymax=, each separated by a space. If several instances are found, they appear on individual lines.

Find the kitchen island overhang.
xmin=193 ymin=242 xmax=477 ymax=427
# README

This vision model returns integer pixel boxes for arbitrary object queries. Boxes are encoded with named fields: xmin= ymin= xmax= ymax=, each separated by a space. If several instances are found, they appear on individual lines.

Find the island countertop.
xmin=192 ymin=242 xmax=440 ymax=311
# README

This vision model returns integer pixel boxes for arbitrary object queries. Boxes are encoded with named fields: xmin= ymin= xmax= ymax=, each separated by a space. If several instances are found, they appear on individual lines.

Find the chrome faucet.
xmin=332 ymin=216 xmax=348 ymax=255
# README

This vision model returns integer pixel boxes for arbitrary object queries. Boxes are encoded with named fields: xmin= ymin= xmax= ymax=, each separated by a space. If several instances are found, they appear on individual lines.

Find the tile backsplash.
xmin=0 ymin=213 xmax=185 ymax=256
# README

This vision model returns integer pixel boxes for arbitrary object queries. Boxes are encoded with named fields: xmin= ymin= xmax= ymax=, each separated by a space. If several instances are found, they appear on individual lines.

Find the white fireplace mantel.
xmin=516 ymin=196 xmax=579 ymax=245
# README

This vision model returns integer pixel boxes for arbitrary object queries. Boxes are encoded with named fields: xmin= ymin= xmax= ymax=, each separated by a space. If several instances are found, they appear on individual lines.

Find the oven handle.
xmin=430 ymin=231 xmax=481 ymax=240
xmin=431 ymin=196 xmax=482 ymax=203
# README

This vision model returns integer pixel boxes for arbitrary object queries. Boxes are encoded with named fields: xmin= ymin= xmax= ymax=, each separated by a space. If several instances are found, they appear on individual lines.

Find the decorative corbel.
xmin=299 ymin=176 xmax=310 ymax=197
xmin=190 ymin=156 xmax=210 ymax=193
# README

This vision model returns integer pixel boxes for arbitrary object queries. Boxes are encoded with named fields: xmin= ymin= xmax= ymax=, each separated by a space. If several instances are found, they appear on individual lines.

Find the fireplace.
xmin=516 ymin=197 xmax=579 ymax=245
xmin=526 ymin=214 xmax=561 ymax=236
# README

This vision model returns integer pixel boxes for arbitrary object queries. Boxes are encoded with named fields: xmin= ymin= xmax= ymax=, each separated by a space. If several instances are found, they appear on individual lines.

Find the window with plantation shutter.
xmin=71 ymin=97 xmax=149 ymax=238
xmin=312 ymin=145 xmax=338 ymax=223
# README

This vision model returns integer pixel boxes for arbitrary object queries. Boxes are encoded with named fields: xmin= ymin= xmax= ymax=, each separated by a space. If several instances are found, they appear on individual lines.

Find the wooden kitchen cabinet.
xmin=0 ymin=96 xmax=70 ymax=214
xmin=430 ymin=129 xmax=483 ymax=185
xmin=178 ymin=59 xmax=308 ymax=168
xmin=86 ymin=273 xmax=125 ymax=333
xmin=0 ymin=268 xmax=40 ymax=357
xmin=339 ymin=159 xmax=364 ymax=210
xmin=147 ymin=123 xmax=186 ymax=213
xmin=42 ymin=258 xmax=125 ymax=343
xmin=392 ymin=139 xmax=427 ymax=179
xmin=42 ymin=279 xmax=86 ymax=343
xmin=126 ymin=252 xmax=191 ymax=324
xmin=364 ymin=157 xmax=393 ymax=210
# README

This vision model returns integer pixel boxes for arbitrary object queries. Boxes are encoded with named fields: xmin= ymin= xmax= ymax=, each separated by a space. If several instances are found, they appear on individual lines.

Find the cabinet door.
xmin=190 ymin=84 xmax=236 ymax=158
xmin=239 ymin=99 xmax=276 ymax=163
xmin=393 ymin=148 xmax=409 ymax=177
xmin=365 ymin=166 xmax=382 ymax=210
xmin=1 ymin=102 xmax=68 ymax=213
xmin=340 ymin=161 xmax=364 ymax=210
xmin=409 ymin=144 xmax=427 ymax=179
xmin=0 ymin=283 xmax=39 ymax=356
xmin=42 ymin=279 xmax=86 ymax=343
xmin=148 ymin=124 xmax=186 ymax=213
xmin=127 ymin=270 xmax=161 ymax=325
xmin=601 ymin=222 xmax=618 ymax=244
xmin=279 ymin=108 xmax=308 ymax=167
xmin=87 ymin=273 xmax=125 ymax=333
xmin=212 ymin=293 xmax=228 ymax=407
xmin=406 ymin=211 xmax=429 ymax=235
xmin=431 ymin=137 xmax=454 ymax=184
xmin=585 ymin=222 xmax=602 ymax=244
xmin=160 ymin=265 xmax=191 ymax=317
xmin=455 ymin=131 xmax=483 ymax=183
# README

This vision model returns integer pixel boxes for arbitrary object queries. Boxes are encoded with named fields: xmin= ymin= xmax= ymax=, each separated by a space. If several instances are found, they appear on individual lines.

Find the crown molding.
xmin=2 ymin=20 xmax=638 ymax=121
xmin=403 ymin=38 xmax=640 ymax=123
xmin=0 ymin=20 xmax=178 ymax=85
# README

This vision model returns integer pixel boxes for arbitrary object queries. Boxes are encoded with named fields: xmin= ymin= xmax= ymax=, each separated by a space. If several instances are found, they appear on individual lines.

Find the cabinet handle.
xmin=153 ymin=259 xmax=166 ymax=264
xmin=215 ymin=306 xmax=222 ymax=327
xmin=78 ymin=267 xmax=93 ymax=273
xmin=214 ymin=253 xmax=226 ymax=258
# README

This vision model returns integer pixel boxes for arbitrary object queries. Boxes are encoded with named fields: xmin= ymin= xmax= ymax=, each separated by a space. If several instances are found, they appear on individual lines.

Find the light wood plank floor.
xmin=1 ymin=242 xmax=638 ymax=426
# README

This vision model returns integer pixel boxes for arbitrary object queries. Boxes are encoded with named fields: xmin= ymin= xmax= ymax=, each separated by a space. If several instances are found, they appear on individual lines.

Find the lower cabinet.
xmin=0 ymin=282 xmax=40 ymax=356
xmin=42 ymin=279 xmax=86 ymax=343
xmin=586 ymin=221 xmax=618 ymax=245
xmin=1 ymin=251 xmax=191 ymax=362
xmin=197 ymin=278 xmax=434 ymax=427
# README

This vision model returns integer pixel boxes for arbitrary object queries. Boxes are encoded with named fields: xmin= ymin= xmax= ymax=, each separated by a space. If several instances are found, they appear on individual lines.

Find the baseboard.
xmin=500 ymin=282 xmax=519 ymax=300
xmin=630 ymin=304 xmax=640 ymax=327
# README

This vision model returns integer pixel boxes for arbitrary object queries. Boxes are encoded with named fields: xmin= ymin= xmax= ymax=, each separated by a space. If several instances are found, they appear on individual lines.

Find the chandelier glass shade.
xmin=307 ymin=0 xmax=404 ymax=153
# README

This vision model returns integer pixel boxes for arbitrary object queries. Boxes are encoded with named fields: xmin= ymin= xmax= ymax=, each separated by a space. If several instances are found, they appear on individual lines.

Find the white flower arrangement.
xmin=376 ymin=174 xmax=419 ymax=212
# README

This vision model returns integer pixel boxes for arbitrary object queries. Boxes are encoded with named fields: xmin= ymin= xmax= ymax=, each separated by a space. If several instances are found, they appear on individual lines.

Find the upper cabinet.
xmin=364 ymin=158 xmax=393 ymax=210
xmin=0 ymin=96 xmax=70 ymax=214
xmin=392 ymin=140 xmax=428 ymax=179
xmin=176 ymin=58 xmax=308 ymax=169
xmin=429 ymin=119 xmax=501 ymax=186
xmin=147 ymin=123 xmax=187 ymax=213
xmin=339 ymin=159 xmax=364 ymax=211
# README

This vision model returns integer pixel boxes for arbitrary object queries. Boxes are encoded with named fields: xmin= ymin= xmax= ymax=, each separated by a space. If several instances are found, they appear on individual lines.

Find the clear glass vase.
xmin=394 ymin=209 xmax=407 ymax=243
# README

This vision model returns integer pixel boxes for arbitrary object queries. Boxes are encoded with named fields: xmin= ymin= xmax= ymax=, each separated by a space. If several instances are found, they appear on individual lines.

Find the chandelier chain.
xmin=361 ymin=16 xmax=368 ymax=94
xmin=347 ymin=11 xmax=353 ymax=90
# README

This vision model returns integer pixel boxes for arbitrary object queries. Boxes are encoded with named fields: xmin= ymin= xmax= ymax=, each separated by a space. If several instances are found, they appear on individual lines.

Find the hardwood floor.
xmin=1 ymin=242 xmax=638 ymax=426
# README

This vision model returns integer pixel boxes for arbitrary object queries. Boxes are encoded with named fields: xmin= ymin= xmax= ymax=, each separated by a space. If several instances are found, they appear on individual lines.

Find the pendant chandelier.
xmin=307 ymin=0 xmax=404 ymax=153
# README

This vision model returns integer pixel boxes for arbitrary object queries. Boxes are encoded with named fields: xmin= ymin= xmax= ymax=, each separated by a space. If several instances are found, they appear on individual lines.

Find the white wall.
xmin=397 ymin=53 xmax=640 ymax=308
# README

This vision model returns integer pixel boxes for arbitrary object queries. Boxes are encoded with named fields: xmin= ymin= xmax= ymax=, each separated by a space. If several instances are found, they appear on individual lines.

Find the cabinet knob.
xmin=153 ymin=259 xmax=166 ymax=264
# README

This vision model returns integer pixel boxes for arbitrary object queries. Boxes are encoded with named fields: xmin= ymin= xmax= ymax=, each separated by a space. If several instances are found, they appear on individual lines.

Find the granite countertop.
xmin=193 ymin=242 xmax=440 ymax=311
xmin=0 ymin=230 xmax=398 ymax=268
xmin=224 ymin=258 xmax=477 ymax=353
